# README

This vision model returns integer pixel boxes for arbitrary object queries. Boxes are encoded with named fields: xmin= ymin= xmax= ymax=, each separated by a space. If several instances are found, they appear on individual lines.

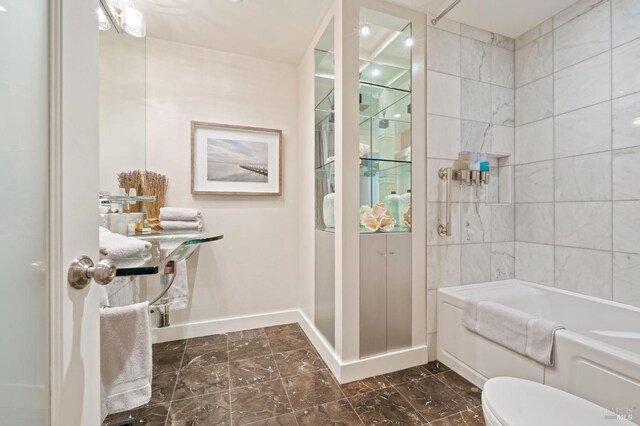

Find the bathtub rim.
xmin=437 ymin=279 xmax=640 ymax=363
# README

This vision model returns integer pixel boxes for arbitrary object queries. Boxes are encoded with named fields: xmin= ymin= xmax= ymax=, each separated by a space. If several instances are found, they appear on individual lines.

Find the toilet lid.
xmin=482 ymin=377 xmax=633 ymax=426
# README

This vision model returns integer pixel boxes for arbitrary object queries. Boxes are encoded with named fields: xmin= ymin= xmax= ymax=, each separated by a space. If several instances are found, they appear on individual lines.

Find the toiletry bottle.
xmin=383 ymin=191 xmax=401 ymax=226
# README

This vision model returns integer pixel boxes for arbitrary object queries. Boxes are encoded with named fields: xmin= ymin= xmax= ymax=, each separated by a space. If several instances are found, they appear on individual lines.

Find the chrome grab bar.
xmin=438 ymin=167 xmax=452 ymax=237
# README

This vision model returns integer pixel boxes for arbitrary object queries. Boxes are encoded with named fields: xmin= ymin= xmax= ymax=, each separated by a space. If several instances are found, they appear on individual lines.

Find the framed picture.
xmin=191 ymin=121 xmax=283 ymax=195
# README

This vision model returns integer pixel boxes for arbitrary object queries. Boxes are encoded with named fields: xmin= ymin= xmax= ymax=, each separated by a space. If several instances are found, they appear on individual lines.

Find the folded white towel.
xmin=160 ymin=220 xmax=202 ymax=231
xmin=168 ymin=260 xmax=188 ymax=310
xmin=100 ymin=230 xmax=151 ymax=259
xmin=160 ymin=207 xmax=201 ymax=222
xmin=462 ymin=298 xmax=564 ymax=366
xmin=100 ymin=302 xmax=152 ymax=416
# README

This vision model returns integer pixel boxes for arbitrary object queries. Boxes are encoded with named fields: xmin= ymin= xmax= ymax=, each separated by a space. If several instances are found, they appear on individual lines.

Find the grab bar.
xmin=438 ymin=167 xmax=452 ymax=237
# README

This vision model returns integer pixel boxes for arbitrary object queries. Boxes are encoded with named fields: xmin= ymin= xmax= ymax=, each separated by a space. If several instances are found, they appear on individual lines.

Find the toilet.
xmin=482 ymin=377 xmax=634 ymax=426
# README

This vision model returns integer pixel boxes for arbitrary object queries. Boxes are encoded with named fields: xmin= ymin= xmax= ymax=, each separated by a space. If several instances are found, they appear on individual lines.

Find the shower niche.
xmin=312 ymin=0 xmax=425 ymax=372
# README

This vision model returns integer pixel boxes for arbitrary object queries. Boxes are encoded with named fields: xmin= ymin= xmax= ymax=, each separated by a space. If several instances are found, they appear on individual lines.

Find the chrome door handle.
xmin=68 ymin=255 xmax=117 ymax=289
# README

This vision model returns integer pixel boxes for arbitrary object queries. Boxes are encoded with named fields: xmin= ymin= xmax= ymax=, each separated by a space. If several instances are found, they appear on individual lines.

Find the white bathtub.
xmin=437 ymin=279 xmax=640 ymax=423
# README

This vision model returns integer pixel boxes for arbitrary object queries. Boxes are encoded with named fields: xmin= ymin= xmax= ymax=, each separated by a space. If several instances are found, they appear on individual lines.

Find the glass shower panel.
xmin=0 ymin=0 xmax=50 ymax=423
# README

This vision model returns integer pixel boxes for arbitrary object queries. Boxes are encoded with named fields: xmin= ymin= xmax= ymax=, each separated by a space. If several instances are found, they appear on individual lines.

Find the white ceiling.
xmin=135 ymin=0 xmax=579 ymax=65
xmin=387 ymin=0 xmax=578 ymax=38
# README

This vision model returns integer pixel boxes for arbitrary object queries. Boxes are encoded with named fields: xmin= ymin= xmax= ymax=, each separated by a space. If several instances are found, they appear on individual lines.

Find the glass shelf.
xmin=108 ymin=231 xmax=224 ymax=276
xmin=359 ymin=82 xmax=411 ymax=121
xmin=100 ymin=195 xmax=156 ymax=203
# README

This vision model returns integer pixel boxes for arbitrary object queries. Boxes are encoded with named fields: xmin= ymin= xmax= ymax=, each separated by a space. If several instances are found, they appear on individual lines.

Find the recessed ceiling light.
xmin=360 ymin=24 xmax=371 ymax=36
xmin=0 ymin=5 xmax=7 ymax=12
xmin=371 ymin=68 xmax=380 ymax=77
xmin=229 ymin=0 xmax=243 ymax=3
xmin=394 ymin=113 xmax=401 ymax=119
xmin=633 ymin=117 xmax=640 ymax=128
xmin=405 ymin=37 xmax=413 ymax=47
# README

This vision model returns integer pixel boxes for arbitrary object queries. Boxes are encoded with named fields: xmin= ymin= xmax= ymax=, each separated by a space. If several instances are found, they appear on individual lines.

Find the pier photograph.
xmin=206 ymin=138 xmax=269 ymax=183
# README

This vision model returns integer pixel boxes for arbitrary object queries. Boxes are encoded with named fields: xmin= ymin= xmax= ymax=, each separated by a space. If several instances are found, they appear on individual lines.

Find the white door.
xmin=1 ymin=0 xmax=101 ymax=424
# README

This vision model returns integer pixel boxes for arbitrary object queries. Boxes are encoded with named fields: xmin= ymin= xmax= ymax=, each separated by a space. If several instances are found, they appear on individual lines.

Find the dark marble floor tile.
xmin=102 ymin=403 xmax=169 ymax=426
xmin=340 ymin=375 xmax=391 ymax=397
xmin=152 ymin=349 xmax=184 ymax=376
xmin=228 ymin=336 xmax=272 ymax=361
xmin=395 ymin=375 xmax=476 ymax=422
xmin=263 ymin=323 xmax=302 ymax=338
xmin=430 ymin=406 xmax=485 ymax=425
xmin=268 ymin=330 xmax=312 ymax=353
xmin=273 ymin=348 xmax=325 ymax=377
xmin=383 ymin=365 xmax=430 ymax=385
xmin=349 ymin=387 xmax=424 ymax=425
xmin=180 ymin=344 xmax=228 ymax=370
xmin=424 ymin=360 xmax=450 ymax=375
xmin=172 ymin=363 xmax=230 ymax=401
xmin=150 ymin=372 xmax=178 ymax=405
xmin=230 ymin=379 xmax=293 ymax=425
xmin=245 ymin=413 xmax=298 ymax=426
xmin=228 ymin=328 xmax=267 ymax=342
xmin=295 ymin=399 xmax=363 ymax=425
xmin=167 ymin=391 xmax=231 ymax=426
xmin=153 ymin=339 xmax=187 ymax=353
xmin=435 ymin=370 xmax=482 ymax=405
xmin=230 ymin=355 xmax=279 ymax=388
xmin=187 ymin=333 xmax=228 ymax=349
xmin=281 ymin=369 xmax=345 ymax=411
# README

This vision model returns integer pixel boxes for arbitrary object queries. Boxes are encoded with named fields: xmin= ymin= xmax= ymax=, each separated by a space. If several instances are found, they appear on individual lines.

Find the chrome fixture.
xmin=437 ymin=166 xmax=490 ymax=237
xmin=98 ymin=0 xmax=146 ymax=37
xmin=68 ymin=255 xmax=117 ymax=289
xmin=431 ymin=0 xmax=463 ymax=26
xmin=438 ymin=167 xmax=452 ymax=237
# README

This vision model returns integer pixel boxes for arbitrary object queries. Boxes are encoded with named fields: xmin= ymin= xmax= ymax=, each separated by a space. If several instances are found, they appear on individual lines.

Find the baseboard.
xmin=151 ymin=309 xmax=301 ymax=343
xmin=297 ymin=311 xmax=429 ymax=383
xmin=153 ymin=309 xmax=430 ymax=384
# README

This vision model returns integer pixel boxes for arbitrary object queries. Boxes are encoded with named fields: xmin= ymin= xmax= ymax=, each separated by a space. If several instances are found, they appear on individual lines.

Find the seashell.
xmin=403 ymin=202 xmax=412 ymax=228
xmin=360 ymin=203 xmax=396 ymax=232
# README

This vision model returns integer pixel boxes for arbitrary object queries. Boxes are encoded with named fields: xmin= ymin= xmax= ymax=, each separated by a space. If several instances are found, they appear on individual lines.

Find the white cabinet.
xmin=360 ymin=233 xmax=412 ymax=358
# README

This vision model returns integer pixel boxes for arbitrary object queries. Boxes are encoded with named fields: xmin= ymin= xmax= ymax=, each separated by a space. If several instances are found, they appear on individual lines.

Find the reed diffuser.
xmin=143 ymin=171 xmax=168 ymax=225
xmin=117 ymin=170 xmax=143 ymax=212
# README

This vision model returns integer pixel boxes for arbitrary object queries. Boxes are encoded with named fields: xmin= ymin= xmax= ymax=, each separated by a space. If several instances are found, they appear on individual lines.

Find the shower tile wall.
xmin=426 ymin=16 xmax=516 ymax=357
xmin=513 ymin=0 xmax=640 ymax=307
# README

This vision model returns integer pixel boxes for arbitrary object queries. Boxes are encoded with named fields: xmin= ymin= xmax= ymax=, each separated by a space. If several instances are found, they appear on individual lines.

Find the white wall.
xmin=145 ymin=38 xmax=300 ymax=326
xmin=513 ymin=0 xmax=640 ymax=307
xmin=99 ymin=31 xmax=146 ymax=195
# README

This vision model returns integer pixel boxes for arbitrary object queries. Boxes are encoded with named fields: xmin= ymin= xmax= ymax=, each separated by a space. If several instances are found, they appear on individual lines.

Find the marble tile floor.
xmin=103 ymin=323 xmax=484 ymax=426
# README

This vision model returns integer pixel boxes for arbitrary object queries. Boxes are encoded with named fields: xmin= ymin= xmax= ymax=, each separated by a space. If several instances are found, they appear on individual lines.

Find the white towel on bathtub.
xmin=462 ymin=298 xmax=564 ymax=366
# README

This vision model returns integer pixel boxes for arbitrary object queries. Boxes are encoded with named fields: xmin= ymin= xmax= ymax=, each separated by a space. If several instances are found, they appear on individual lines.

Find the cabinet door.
xmin=386 ymin=233 xmax=412 ymax=351
xmin=315 ymin=230 xmax=335 ymax=348
xmin=359 ymin=233 xmax=388 ymax=357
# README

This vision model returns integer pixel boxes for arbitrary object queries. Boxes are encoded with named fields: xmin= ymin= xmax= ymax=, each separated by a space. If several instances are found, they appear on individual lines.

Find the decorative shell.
xmin=403 ymin=202 xmax=412 ymax=228
xmin=360 ymin=203 xmax=396 ymax=232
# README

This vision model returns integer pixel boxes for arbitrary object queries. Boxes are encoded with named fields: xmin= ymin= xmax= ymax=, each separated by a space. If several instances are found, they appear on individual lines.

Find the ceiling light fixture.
xmin=229 ymin=0 xmax=244 ymax=2
xmin=405 ymin=37 xmax=414 ymax=47
xmin=633 ymin=117 xmax=640 ymax=128
xmin=120 ymin=6 xmax=146 ymax=37
xmin=394 ymin=113 xmax=401 ymax=119
xmin=0 ymin=5 xmax=6 ymax=12
xmin=360 ymin=24 xmax=371 ymax=36
xmin=97 ymin=7 xmax=111 ymax=31
xmin=371 ymin=68 xmax=380 ymax=77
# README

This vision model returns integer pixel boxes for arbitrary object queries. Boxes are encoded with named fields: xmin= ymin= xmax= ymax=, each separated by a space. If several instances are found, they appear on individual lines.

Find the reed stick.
xmin=143 ymin=171 xmax=168 ymax=221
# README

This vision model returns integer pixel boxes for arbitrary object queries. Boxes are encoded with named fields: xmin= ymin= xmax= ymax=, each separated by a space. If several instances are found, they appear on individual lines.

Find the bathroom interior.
xmin=3 ymin=0 xmax=640 ymax=424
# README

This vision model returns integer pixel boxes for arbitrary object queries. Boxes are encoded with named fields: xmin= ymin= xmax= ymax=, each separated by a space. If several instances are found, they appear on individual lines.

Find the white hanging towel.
xmin=100 ymin=302 xmax=152 ymax=417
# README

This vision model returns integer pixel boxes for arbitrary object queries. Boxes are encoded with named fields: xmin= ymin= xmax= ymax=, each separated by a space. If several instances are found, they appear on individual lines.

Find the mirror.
xmin=99 ymin=30 xmax=146 ymax=195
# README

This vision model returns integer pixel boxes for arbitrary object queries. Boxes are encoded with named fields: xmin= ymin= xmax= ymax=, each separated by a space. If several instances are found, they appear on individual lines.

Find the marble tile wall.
xmin=426 ymin=16 xmax=516 ymax=353
xmin=513 ymin=0 xmax=640 ymax=307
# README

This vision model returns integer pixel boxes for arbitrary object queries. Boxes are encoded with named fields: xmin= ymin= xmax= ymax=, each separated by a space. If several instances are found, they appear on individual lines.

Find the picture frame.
xmin=191 ymin=121 xmax=283 ymax=195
